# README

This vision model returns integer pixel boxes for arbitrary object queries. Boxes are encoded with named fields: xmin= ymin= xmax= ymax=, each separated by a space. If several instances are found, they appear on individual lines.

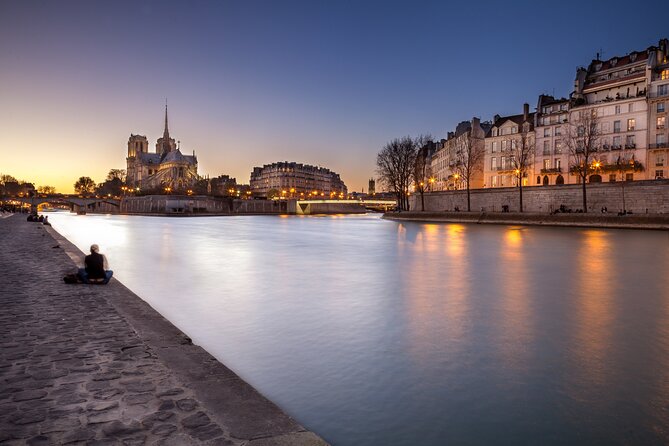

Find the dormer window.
xmin=595 ymin=63 xmax=602 ymax=71
xmin=630 ymin=53 xmax=637 ymax=62
xmin=610 ymin=58 xmax=618 ymax=67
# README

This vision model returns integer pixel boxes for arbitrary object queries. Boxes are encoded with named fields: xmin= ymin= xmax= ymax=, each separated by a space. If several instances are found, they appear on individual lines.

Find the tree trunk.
xmin=466 ymin=181 xmax=471 ymax=212
xmin=621 ymin=180 xmax=626 ymax=213
xmin=519 ymin=181 xmax=524 ymax=212
xmin=581 ymin=173 xmax=588 ymax=213
xmin=420 ymin=190 xmax=425 ymax=211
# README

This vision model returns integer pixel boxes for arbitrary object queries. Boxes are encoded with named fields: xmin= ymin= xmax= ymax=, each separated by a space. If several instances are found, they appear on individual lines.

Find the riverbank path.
xmin=0 ymin=214 xmax=327 ymax=445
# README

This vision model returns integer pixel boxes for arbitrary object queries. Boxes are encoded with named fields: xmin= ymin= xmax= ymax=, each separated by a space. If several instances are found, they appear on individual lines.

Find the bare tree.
xmin=0 ymin=174 xmax=18 ymax=184
xmin=451 ymin=130 xmax=485 ymax=211
xmin=377 ymin=136 xmax=417 ymax=211
xmin=610 ymin=146 xmax=643 ymax=213
xmin=562 ymin=109 xmax=601 ymax=212
xmin=37 ymin=185 xmax=56 ymax=195
xmin=412 ymin=135 xmax=434 ymax=211
xmin=74 ymin=176 xmax=96 ymax=196
xmin=106 ymin=169 xmax=127 ymax=183
xmin=509 ymin=129 xmax=535 ymax=212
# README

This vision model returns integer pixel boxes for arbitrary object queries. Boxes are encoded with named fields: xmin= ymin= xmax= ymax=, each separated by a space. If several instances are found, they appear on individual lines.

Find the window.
xmin=491 ymin=157 xmax=497 ymax=169
xmin=543 ymin=159 xmax=550 ymax=169
xmin=626 ymin=135 xmax=635 ymax=147
xmin=662 ymin=70 xmax=669 ymax=80
xmin=627 ymin=119 xmax=635 ymax=131
xmin=492 ymin=141 xmax=498 ymax=152
xmin=658 ymin=134 xmax=666 ymax=145
xmin=613 ymin=136 xmax=622 ymax=148
xmin=555 ymin=126 xmax=562 ymax=136
xmin=544 ymin=128 xmax=551 ymax=137
xmin=656 ymin=170 xmax=665 ymax=178
xmin=543 ymin=141 xmax=550 ymax=154
xmin=511 ymin=126 xmax=518 ymax=134
xmin=609 ymin=174 xmax=617 ymax=182
xmin=561 ymin=104 xmax=568 ymax=111
xmin=501 ymin=140 xmax=508 ymax=151
xmin=658 ymin=116 xmax=666 ymax=129
xmin=613 ymin=121 xmax=621 ymax=133
xmin=492 ymin=175 xmax=498 ymax=187
xmin=615 ymin=105 xmax=621 ymax=114
xmin=657 ymin=154 xmax=665 ymax=166
xmin=578 ymin=125 xmax=585 ymax=136
xmin=555 ymin=158 xmax=561 ymax=169
xmin=659 ymin=84 xmax=669 ymax=96
xmin=555 ymin=141 xmax=562 ymax=153
xmin=628 ymin=103 xmax=633 ymax=113
xmin=626 ymin=173 xmax=634 ymax=181
xmin=658 ymin=103 xmax=666 ymax=113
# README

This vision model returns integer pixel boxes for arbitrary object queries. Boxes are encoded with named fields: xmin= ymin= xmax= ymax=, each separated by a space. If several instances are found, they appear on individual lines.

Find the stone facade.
xmin=570 ymin=39 xmax=668 ymax=183
xmin=484 ymin=104 xmax=535 ymax=188
xmin=250 ymin=161 xmax=347 ymax=198
xmin=430 ymin=118 xmax=488 ymax=191
xmin=410 ymin=179 xmax=669 ymax=214
xmin=648 ymin=39 xmax=669 ymax=180
xmin=126 ymin=106 xmax=198 ymax=192
xmin=534 ymin=95 xmax=570 ymax=186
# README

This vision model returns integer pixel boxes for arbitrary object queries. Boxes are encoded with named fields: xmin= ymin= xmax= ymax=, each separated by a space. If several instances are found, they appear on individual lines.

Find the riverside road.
xmin=0 ymin=213 xmax=326 ymax=445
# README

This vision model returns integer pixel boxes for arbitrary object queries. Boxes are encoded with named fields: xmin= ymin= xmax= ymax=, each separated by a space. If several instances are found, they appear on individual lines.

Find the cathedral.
xmin=126 ymin=106 xmax=199 ymax=192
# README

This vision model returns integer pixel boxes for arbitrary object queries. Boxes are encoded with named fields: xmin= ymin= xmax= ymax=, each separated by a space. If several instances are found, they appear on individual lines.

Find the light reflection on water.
xmin=47 ymin=212 xmax=669 ymax=445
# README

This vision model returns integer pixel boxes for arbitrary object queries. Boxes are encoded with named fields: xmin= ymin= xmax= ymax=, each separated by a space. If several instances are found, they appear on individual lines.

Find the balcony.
xmin=540 ymin=167 xmax=562 ymax=174
xmin=649 ymin=91 xmax=669 ymax=98
xmin=495 ymin=166 xmax=514 ymax=173
xmin=649 ymin=143 xmax=669 ymax=149
xmin=542 ymin=150 xmax=551 ymax=155
xmin=625 ymin=143 xmax=636 ymax=149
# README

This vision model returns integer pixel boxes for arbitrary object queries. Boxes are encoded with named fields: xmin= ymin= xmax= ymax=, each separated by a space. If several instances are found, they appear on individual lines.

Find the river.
xmin=47 ymin=212 xmax=669 ymax=445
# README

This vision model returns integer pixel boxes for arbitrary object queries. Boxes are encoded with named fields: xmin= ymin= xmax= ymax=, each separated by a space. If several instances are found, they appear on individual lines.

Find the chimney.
xmin=494 ymin=114 xmax=500 ymax=123
xmin=523 ymin=103 xmax=529 ymax=122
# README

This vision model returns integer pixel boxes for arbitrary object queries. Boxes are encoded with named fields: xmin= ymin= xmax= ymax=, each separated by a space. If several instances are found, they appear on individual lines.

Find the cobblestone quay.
xmin=0 ymin=214 xmax=327 ymax=445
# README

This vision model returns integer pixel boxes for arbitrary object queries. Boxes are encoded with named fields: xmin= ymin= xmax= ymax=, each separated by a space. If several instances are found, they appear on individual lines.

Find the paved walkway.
xmin=0 ymin=214 xmax=327 ymax=445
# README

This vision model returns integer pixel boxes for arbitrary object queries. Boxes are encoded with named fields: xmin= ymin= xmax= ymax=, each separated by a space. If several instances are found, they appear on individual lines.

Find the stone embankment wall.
xmin=233 ymin=199 xmax=285 ymax=214
xmin=412 ymin=180 xmax=669 ymax=214
xmin=121 ymin=196 xmax=231 ymax=214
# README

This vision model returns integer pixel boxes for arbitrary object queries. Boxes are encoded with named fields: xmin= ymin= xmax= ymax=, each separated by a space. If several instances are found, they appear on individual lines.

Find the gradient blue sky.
xmin=1 ymin=0 xmax=666 ymax=193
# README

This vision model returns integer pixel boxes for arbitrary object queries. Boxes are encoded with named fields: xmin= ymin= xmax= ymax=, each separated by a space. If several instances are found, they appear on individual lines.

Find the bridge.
xmin=358 ymin=199 xmax=397 ymax=212
xmin=2 ymin=196 xmax=120 ymax=214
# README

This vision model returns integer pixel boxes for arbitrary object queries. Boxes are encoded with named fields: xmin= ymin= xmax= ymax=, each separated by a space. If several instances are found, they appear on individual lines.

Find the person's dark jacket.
xmin=85 ymin=252 xmax=105 ymax=279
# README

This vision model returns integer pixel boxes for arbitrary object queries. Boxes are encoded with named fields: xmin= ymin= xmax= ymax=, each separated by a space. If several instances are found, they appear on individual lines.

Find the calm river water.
xmin=48 ymin=212 xmax=669 ymax=445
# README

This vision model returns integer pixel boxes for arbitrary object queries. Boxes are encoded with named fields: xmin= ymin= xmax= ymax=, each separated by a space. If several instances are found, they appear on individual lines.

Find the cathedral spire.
xmin=163 ymin=100 xmax=170 ymax=139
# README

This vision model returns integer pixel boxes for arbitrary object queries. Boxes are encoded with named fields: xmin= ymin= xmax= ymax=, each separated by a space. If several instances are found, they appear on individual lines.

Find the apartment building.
xmin=430 ymin=118 xmax=488 ymax=191
xmin=648 ymin=39 xmax=669 ymax=179
xmin=484 ymin=104 xmax=535 ymax=188
xmin=534 ymin=95 xmax=570 ymax=185
xmin=250 ymin=162 xmax=347 ymax=198
xmin=569 ymin=40 xmax=669 ymax=182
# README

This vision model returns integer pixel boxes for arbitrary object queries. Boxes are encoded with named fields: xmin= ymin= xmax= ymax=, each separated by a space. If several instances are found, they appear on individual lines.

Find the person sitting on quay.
xmin=77 ymin=244 xmax=113 ymax=284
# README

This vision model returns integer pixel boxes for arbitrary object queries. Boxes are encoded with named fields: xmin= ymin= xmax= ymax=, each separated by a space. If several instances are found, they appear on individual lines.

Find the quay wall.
xmin=412 ymin=180 xmax=669 ymax=214
xmin=121 ymin=195 xmax=231 ymax=214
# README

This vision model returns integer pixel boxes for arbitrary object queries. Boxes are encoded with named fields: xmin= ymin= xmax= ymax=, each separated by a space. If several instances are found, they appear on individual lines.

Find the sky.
xmin=0 ymin=0 xmax=667 ymax=193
